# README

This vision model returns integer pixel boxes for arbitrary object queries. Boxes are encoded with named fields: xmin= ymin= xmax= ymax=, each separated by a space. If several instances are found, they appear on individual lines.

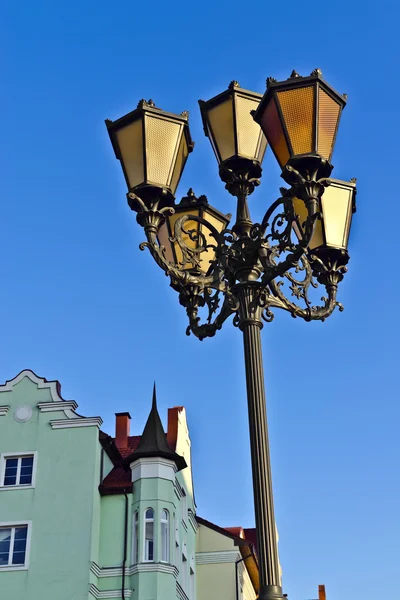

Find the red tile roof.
xmin=116 ymin=435 xmax=141 ymax=458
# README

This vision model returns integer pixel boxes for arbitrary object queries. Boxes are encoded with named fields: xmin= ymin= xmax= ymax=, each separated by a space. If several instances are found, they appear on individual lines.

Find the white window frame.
xmin=143 ymin=508 xmax=155 ymax=563
xmin=132 ymin=511 xmax=139 ymax=565
xmin=160 ymin=509 xmax=170 ymax=563
xmin=0 ymin=452 xmax=37 ymax=490
xmin=0 ymin=521 xmax=32 ymax=571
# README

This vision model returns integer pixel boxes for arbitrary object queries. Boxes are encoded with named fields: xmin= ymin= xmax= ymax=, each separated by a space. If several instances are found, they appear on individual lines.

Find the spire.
xmin=126 ymin=383 xmax=187 ymax=471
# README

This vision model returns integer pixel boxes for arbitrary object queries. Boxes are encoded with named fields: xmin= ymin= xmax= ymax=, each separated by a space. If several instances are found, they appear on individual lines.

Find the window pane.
xmin=12 ymin=527 xmax=27 ymax=566
xmin=145 ymin=509 xmax=154 ymax=519
xmin=14 ymin=527 xmax=27 ymax=541
xmin=12 ymin=551 xmax=26 ymax=565
xmin=21 ymin=457 xmax=33 ymax=468
xmin=4 ymin=476 xmax=17 ymax=486
xmin=0 ymin=529 xmax=11 ymax=566
xmin=145 ymin=521 xmax=154 ymax=561
xmin=161 ymin=522 xmax=169 ymax=562
xmin=0 ymin=552 xmax=9 ymax=566
xmin=19 ymin=475 xmax=32 ymax=485
xmin=4 ymin=460 xmax=18 ymax=486
xmin=161 ymin=509 xmax=168 ymax=521
xmin=147 ymin=540 xmax=154 ymax=561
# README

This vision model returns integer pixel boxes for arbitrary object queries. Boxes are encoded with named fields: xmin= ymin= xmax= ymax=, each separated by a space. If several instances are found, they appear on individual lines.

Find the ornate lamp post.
xmin=106 ymin=69 xmax=356 ymax=600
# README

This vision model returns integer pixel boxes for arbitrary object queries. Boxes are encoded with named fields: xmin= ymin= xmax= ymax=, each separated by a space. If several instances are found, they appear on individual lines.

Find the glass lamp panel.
xmin=277 ymin=86 xmax=314 ymax=156
xmin=145 ymin=115 xmax=181 ymax=187
xmin=115 ymin=119 xmax=144 ymax=189
xmin=235 ymin=95 xmax=265 ymax=159
xmin=207 ymin=98 xmax=235 ymax=163
xmin=317 ymin=88 xmax=341 ymax=160
xmin=199 ymin=210 xmax=227 ymax=274
xmin=170 ymin=130 xmax=189 ymax=195
xmin=255 ymin=129 xmax=268 ymax=164
xmin=321 ymin=183 xmax=353 ymax=249
xmin=260 ymin=98 xmax=290 ymax=168
xmin=292 ymin=197 xmax=324 ymax=250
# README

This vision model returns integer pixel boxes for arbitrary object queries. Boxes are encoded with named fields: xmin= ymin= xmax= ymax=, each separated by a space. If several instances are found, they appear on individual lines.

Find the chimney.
xmin=115 ymin=412 xmax=131 ymax=450
xmin=167 ymin=406 xmax=184 ymax=451
xmin=318 ymin=585 xmax=326 ymax=600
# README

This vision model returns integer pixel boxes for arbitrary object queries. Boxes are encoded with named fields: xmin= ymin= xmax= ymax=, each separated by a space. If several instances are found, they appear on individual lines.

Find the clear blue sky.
xmin=1 ymin=1 xmax=398 ymax=598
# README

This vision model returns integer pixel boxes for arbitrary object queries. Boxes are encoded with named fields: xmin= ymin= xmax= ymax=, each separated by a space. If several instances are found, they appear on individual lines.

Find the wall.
xmin=0 ymin=371 xmax=101 ymax=600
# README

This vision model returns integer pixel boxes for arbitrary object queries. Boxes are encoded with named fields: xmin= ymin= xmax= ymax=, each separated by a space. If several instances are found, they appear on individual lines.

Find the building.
xmin=0 ymin=369 xmax=259 ymax=600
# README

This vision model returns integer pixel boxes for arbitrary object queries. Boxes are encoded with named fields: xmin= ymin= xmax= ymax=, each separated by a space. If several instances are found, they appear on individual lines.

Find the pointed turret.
xmin=125 ymin=384 xmax=187 ymax=471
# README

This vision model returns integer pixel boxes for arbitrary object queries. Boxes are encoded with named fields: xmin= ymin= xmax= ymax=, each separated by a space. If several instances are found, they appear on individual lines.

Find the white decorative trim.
xmin=0 ymin=406 xmax=9 ymax=417
xmin=176 ymin=581 xmax=189 ymax=600
xmin=0 ymin=520 xmax=32 ymax=571
xmin=131 ymin=457 xmax=176 ymax=483
xmin=0 ymin=451 xmax=38 ymax=490
xmin=50 ymin=417 xmax=103 ymax=429
xmin=90 ymin=561 xmax=178 ymax=579
xmin=89 ymin=584 xmax=132 ymax=599
xmin=38 ymin=401 xmax=78 ymax=412
xmin=188 ymin=509 xmax=198 ymax=533
xmin=0 ymin=370 xmax=102 ymax=428
xmin=196 ymin=550 xmax=241 ymax=565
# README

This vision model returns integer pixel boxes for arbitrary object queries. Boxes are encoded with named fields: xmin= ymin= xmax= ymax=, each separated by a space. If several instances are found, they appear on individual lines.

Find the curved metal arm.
xmin=131 ymin=192 xmax=225 ymax=291
xmin=180 ymin=289 xmax=237 ymax=341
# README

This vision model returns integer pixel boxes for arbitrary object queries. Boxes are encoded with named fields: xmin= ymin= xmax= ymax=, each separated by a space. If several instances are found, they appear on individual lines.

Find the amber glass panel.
xmin=145 ymin=115 xmax=181 ymax=187
xmin=321 ymin=184 xmax=353 ymax=249
xmin=115 ymin=119 xmax=144 ymax=190
xmin=236 ymin=95 xmax=265 ymax=159
xmin=260 ymin=98 xmax=290 ymax=168
xmin=292 ymin=196 xmax=324 ymax=250
xmin=207 ymin=98 xmax=235 ymax=163
xmin=170 ymin=132 xmax=189 ymax=195
xmin=317 ymin=88 xmax=341 ymax=160
xmin=277 ymin=86 xmax=314 ymax=156
xmin=200 ymin=211 xmax=227 ymax=274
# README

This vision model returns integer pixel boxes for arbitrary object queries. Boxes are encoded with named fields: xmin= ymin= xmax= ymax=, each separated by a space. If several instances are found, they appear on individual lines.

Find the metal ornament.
xmin=109 ymin=75 xmax=356 ymax=600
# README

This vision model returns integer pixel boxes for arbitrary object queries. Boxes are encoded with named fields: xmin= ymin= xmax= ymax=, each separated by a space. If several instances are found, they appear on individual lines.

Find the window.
xmin=161 ymin=509 xmax=169 ymax=562
xmin=0 ymin=524 xmax=29 ymax=569
xmin=144 ymin=508 xmax=154 ymax=562
xmin=132 ymin=511 xmax=139 ymax=564
xmin=0 ymin=453 xmax=36 ymax=488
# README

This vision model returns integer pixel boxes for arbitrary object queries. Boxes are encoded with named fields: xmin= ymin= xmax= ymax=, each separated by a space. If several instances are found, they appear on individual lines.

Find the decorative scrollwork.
xmin=132 ymin=167 xmax=350 ymax=339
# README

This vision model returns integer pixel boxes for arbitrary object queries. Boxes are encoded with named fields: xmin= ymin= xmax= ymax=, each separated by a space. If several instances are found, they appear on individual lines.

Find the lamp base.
xmin=281 ymin=155 xmax=333 ymax=186
xmin=257 ymin=584 xmax=287 ymax=600
xmin=127 ymin=184 xmax=174 ymax=212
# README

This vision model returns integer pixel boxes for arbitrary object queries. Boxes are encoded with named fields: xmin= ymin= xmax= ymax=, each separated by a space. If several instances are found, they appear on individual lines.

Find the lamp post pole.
xmin=106 ymin=69 xmax=356 ymax=600
xmin=237 ymin=283 xmax=282 ymax=599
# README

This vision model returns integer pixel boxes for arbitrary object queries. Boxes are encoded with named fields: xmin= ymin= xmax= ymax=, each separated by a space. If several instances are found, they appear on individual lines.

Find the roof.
xmin=196 ymin=516 xmax=259 ymax=594
xmin=123 ymin=385 xmax=186 ymax=471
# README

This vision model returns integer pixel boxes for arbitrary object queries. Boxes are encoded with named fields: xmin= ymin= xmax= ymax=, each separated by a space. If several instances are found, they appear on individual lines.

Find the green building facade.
xmin=0 ymin=370 xmax=198 ymax=600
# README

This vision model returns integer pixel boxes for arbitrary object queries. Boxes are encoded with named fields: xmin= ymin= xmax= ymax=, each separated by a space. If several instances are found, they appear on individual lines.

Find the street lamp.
xmin=106 ymin=69 xmax=356 ymax=600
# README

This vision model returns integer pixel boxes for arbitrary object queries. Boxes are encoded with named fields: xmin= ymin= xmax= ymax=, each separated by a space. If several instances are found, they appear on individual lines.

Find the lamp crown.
xmin=311 ymin=68 xmax=323 ymax=77
xmin=137 ymin=98 xmax=156 ymax=109
xmin=266 ymin=77 xmax=277 ymax=87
